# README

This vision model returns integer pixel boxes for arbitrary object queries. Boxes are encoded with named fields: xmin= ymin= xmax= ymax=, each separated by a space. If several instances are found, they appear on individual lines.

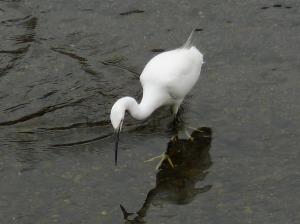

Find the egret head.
xmin=110 ymin=99 xmax=126 ymax=165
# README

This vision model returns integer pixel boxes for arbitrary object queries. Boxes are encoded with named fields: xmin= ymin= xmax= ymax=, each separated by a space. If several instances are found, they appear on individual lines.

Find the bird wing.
xmin=140 ymin=47 xmax=203 ymax=99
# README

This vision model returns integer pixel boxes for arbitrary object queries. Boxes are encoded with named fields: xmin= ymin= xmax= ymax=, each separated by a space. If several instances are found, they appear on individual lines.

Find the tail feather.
xmin=182 ymin=29 xmax=196 ymax=49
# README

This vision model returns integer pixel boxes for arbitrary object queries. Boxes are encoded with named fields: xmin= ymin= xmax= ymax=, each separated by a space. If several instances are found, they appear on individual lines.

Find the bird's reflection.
xmin=121 ymin=127 xmax=213 ymax=223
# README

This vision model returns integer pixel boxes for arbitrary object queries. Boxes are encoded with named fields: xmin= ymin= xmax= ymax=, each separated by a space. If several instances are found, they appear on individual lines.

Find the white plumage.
xmin=110 ymin=30 xmax=204 ymax=163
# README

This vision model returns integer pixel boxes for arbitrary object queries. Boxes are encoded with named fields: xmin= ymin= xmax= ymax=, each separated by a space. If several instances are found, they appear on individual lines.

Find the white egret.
xmin=110 ymin=30 xmax=204 ymax=164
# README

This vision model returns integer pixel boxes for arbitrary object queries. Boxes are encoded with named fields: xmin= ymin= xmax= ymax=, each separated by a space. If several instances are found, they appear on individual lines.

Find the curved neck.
xmin=121 ymin=93 xmax=164 ymax=120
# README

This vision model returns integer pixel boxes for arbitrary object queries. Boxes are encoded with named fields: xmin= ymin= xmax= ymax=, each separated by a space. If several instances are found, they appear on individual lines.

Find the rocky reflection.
xmin=121 ymin=127 xmax=213 ymax=223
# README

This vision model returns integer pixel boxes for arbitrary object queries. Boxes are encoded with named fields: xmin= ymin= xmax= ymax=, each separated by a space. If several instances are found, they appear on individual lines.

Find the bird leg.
xmin=172 ymin=114 xmax=180 ymax=129
xmin=184 ymin=127 xmax=192 ymax=139
xmin=173 ymin=116 xmax=194 ymax=140
xmin=171 ymin=108 xmax=204 ymax=140
xmin=144 ymin=153 xmax=174 ymax=169
xmin=174 ymin=116 xmax=205 ymax=140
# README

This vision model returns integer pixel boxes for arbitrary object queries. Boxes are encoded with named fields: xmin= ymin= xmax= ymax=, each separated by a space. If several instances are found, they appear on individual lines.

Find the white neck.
xmin=119 ymin=97 xmax=152 ymax=120
xmin=119 ymin=90 xmax=167 ymax=120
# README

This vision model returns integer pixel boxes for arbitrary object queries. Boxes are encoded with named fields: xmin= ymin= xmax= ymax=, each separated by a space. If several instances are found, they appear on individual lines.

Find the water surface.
xmin=0 ymin=0 xmax=299 ymax=223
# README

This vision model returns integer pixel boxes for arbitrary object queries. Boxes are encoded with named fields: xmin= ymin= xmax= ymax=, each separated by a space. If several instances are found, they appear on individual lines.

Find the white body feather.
xmin=140 ymin=46 xmax=203 ymax=111
xmin=110 ymin=33 xmax=204 ymax=130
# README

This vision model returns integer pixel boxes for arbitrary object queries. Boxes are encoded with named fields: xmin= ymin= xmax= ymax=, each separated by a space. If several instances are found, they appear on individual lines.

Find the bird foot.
xmin=185 ymin=125 xmax=204 ymax=132
xmin=183 ymin=125 xmax=207 ymax=140
xmin=144 ymin=153 xmax=174 ymax=169
xmin=184 ymin=128 xmax=193 ymax=140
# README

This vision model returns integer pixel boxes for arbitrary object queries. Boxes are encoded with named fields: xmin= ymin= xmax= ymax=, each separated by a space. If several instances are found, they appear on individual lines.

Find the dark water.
xmin=1 ymin=0 xmax=299 ymax=223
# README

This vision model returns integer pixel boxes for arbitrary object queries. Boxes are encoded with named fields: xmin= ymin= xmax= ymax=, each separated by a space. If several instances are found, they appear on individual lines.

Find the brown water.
xmin=0 ymin=0 xmax=299 ymax=223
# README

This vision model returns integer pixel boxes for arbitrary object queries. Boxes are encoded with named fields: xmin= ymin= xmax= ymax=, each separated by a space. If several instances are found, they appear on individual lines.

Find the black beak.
xmin=114 ymin=125 xmax=121 ymax=165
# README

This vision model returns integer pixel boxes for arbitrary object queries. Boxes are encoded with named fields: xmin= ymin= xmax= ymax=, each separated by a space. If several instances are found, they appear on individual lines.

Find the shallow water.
xmin=0 ymin=0 xmax=300 ymax=223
